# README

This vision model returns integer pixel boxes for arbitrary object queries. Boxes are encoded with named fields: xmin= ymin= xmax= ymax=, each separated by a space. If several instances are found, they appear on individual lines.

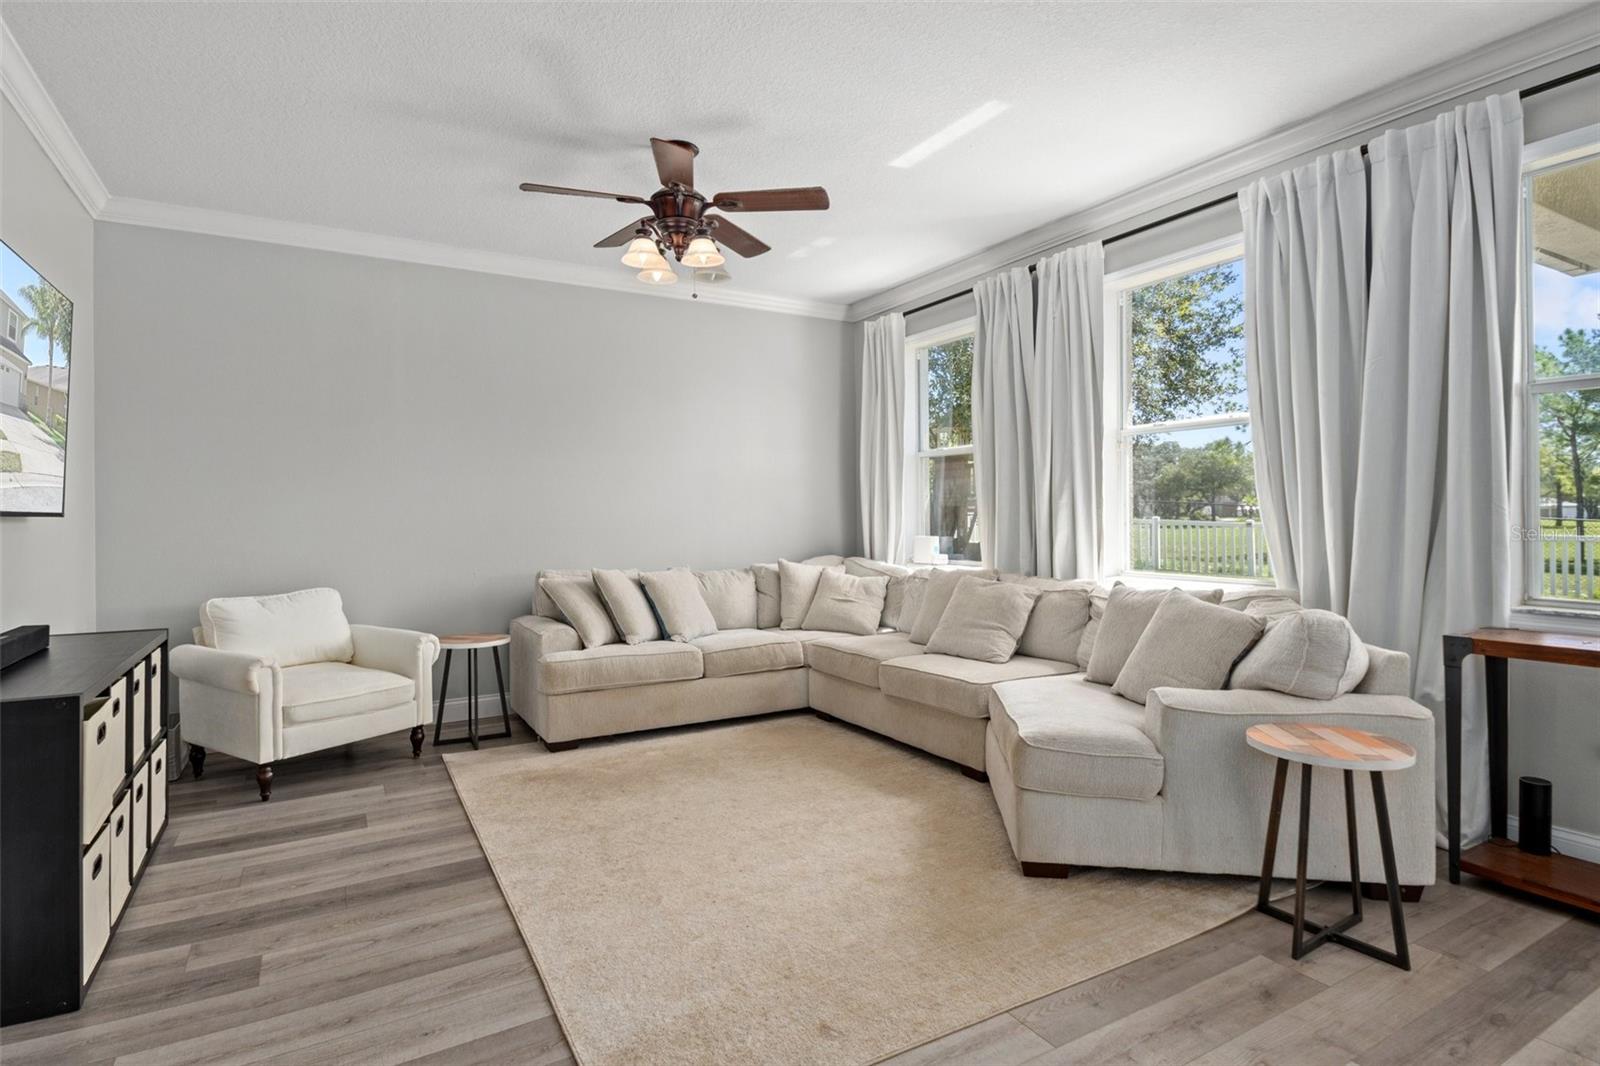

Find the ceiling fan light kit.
xmin=521 ymin=137 xmax=829 ymax=290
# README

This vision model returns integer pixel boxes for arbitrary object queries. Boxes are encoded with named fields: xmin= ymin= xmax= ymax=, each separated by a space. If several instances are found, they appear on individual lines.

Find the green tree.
xmin=925 ymin=337 xmax=972 ymax=448
xmin=1153 ymin=437 xmax=1255 ymax=519
xmin=1129 ymin=264 xmax=1244 ymax=425
xmin=18 ymin=281 xmax=72 ymax=438
xmin=1535 ymin=325 xmax=1600 ymax=537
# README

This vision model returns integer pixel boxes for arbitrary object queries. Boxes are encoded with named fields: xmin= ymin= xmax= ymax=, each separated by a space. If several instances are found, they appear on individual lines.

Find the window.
xmin=1521 ymin=136 xmax=1600 ymax=608
xmin=5 ymin=310 xmax=16 ymax=341
xmin=910 ymin=321 xmax=980 ymax=562
xmin=1105 ymin=240 xmax=1269 ymax=581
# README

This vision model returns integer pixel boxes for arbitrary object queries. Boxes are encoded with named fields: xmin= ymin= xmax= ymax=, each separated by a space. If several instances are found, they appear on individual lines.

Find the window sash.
xmin=906 ymin=318 xmax=977 ymax=557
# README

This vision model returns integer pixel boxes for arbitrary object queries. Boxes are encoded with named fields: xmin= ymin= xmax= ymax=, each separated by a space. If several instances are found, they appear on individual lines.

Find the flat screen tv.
xmin=0 ymin=240 xmax=73 ymax=517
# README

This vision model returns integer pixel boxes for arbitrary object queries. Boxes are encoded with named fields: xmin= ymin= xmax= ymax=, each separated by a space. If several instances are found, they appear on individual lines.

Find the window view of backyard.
xmin=0 ymin=240 xmax=73 ymax=516
xmin=919 ymin=333 xmax=980 ymax=562
xmin=1122 ymin=255 xmax=1269 ymax=580
xmin=1528 ymin=153 xmax=1600 ymax=603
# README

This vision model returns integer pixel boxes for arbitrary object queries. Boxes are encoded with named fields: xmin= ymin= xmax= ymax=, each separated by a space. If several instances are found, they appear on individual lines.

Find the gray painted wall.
xmin=93 ymin=223 xmax=856 ymax=652
xmin=0 ymin=98 xmax=96 ymax=632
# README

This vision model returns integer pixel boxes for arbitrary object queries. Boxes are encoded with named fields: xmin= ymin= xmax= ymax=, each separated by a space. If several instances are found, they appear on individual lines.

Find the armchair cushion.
xmin=201 ymin=587 xmax=353 ymax=667
xmin=280 ymin=663 xmax=414 ymax=725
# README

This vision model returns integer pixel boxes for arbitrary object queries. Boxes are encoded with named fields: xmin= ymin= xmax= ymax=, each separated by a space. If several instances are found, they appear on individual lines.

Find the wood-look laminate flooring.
xmin=3 ymin=718 xmax=1596 ymax=1066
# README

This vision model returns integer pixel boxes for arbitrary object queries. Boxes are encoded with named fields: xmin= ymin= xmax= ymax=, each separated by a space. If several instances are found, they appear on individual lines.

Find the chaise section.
xmin=538 ymin=642 xmax=703 ymax=696
xmin=807 ymin=633 xmax=924 ymax=688
xmin=988 ymin=676 xmax=1163 ymax=801
xmin=878 ymin=654 xmax=1075 ymax=719
xmin=693 ymin=630 xmax=804 ymax=678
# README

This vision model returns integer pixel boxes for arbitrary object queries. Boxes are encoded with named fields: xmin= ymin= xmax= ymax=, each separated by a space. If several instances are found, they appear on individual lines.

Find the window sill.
xmin=1508 ymin=605 xmax=1600 ymax=637
xmin=1111 ymin=570 xmax=1281 ymax=595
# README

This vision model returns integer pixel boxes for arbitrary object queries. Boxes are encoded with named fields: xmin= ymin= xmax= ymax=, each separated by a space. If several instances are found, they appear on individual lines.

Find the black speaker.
xmin=1519 ymin=776 xmax=1552 ymax=856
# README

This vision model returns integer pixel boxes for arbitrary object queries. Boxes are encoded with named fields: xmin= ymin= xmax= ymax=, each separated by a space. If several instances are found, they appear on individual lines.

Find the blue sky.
xmin=1 ymin=242 xmax=72 ymax=368
xmin=1533 ymin=262 xmax=1600 ymax=357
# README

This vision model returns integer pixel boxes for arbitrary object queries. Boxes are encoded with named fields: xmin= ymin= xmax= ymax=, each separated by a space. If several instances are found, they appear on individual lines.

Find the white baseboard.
xmin=435 ymin=693 xmax=516 ymax=725
xmin=1504 ymin=815 xmax=1600 ymax=864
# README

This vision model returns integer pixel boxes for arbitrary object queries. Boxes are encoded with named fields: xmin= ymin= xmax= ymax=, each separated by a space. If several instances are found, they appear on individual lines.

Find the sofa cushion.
xmin=808 ymin=633 xmax=924 ymax=688
xmin=752 ymin=563 xmax=782 ymax=629
xmin=1232 ymin=607 xmax=1369 ymax=700
xmin=802 ymin=569 xmax=889 ymax=635
xmin=1113 ymin=591 xmax=1264 ymax=705
xmin=533 ymin=569 xmax=594 ymax=620
xmin=692 ymin=629 xmax=804 ymax=678
xmin=845 ymin=558 xmax=915 ymax=629
xmin=640 ymin=568 xmax=719 ymax=642
xmin=1003 ymin=576 xmax=1094 ymax=664
xmin=695 ymin=568 xmax=759 ymax=631
xmin=879 ymin=653 xmax=1074 ymax=718
xmin=989 ymin=675 xmax=1164 ymax=800
xmin=909 ymin=567 xmax=999 ymax=644
xmin=779 ymin=559 xmax=844 ymax=630
xmin=202 ymin=587 xmax=354 ymax=667
xmin=926 ymin=578 xmax=1041 ymax=663
xmin=895 ymin=572 xmax=930 ymax=634
xmin=593 ymin=568 xmax=660 ymax=645
xmin=1084 ymin=586 xmax=1224 ymax=685
xmin=1075 ymin=582 xmax=1118 ymax=667
xmin=540 ymin=576 xmax=620 ymax=649
xmin=280 ymin=662 xmax=414 ymax=725
xmin=538 ymin=642 xmax=703 ymax=696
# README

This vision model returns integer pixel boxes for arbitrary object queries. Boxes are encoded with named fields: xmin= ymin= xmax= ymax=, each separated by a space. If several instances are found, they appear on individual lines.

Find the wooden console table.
xmin=1442 ymin=628 xmax=1600 ymax=914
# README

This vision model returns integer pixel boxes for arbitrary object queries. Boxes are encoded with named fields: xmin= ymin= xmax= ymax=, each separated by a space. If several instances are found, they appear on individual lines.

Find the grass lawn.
xmin=0 ymin=450 xmax=21 ymax=473
xmin=26 ymin=409 xmax=65 ymax=448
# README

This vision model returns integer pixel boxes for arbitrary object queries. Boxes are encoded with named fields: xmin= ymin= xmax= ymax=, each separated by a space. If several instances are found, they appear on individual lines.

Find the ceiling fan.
xmin=519 ymin=137 xmax=830 ymax=286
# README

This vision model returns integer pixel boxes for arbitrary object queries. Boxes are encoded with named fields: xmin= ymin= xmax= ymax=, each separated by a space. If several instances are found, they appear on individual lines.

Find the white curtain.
xmin=858 ymin=312 xmax=909 ymax=563
xmin=1032 ymin=243 xmax=1105 ymax=579
xmin=973 ymin=267 xmax=1037 ymax=573
xmin=1240 ymin=151 xmax=1367 ymax=614
xmin=1346 ymin=92 xmax=1523 ymax=849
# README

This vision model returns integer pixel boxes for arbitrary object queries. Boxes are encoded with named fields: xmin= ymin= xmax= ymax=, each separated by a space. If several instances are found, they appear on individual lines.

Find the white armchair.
xmin=170 ymin=588 xmax=440 ymax=800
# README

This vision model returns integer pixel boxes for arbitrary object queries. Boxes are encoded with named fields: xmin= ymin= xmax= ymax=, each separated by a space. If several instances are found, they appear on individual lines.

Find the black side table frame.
xmin=1255 ymin=758 xmax=1411 ymax=970
xmin=433 ymin=645 xmax=512 ymax=750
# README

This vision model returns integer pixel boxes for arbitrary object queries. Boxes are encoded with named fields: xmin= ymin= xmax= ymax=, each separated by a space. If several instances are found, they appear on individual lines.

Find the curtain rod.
xmin=898 ymin=62 xmax=1600 ymax=320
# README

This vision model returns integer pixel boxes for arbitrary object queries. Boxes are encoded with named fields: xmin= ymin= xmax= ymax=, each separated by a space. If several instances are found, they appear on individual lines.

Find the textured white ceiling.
xmin=5 ymin=1 xmax=1588 ymax=307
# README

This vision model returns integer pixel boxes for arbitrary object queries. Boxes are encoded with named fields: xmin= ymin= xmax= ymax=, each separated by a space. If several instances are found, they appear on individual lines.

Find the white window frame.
xmin=5 ymin=310 xmax=16 ymax=341
xmin=1101 ymin=235 xmax=1264 ymax=583
xmin=1514 ymin=125 xmax=1600 ymax=627
xmin=905 ymin=317 xmax=978 ymax=563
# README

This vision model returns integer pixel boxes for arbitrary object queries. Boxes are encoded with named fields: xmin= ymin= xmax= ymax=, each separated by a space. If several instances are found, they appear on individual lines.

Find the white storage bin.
xmin=81 ymin=823 xmax=112 ymax=983
xmin=149 ymin=741 xmax=168 ymax=842
xmin=131 ymin=764 xmax=151 ymax=875
xmin=110 ymin=790 xmax=133 ymax=919
xmin=81 ymin=680 xmax=128 ymax=845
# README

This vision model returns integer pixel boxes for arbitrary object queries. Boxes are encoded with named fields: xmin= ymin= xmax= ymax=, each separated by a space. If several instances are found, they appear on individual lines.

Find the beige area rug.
xmin=445 ymin=714 xmax=1258 ymax=1066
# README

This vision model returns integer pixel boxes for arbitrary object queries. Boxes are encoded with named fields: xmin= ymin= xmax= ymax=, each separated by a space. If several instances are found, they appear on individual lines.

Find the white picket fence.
xmin=1540 ymin=534 xmax=1600 ymax=600
xmin=1130 ymin=518 xmax=1272 ymax=579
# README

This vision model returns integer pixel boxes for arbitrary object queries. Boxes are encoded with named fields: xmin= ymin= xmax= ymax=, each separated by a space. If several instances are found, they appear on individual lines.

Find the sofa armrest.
xmin=1144 ymin=685 xmax=1432 ymax=750
xmin=509 ymin=615 xmax=581 ymax=729
xmin=349 ymin=624 xmax=441 ymax=679
xmin=170 ymin=643 xmax=272 ymax=695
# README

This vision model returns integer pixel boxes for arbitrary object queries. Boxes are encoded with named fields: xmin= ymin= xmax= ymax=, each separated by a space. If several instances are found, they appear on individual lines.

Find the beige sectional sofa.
xmin=507 ymin=558 xmax=1436 ymax=891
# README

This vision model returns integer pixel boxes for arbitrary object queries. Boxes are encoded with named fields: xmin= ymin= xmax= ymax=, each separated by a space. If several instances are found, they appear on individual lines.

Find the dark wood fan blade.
xmin=705 ymin=215 xmax=770 ymax=258
xmin=650 ymin=138 xmax=697 ymax=188
xmin=519 ymin=182 xmax=648 ymax=205
xmin=594 ymin=218 xmax=654 ymax=248
xmin=710 ymin=187 xmax=830 ymax=212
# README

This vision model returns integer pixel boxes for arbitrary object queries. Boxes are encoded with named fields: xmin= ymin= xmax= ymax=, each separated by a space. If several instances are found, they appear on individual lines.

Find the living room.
xmin=0 ymin=2 xmax=1597 ymax=1064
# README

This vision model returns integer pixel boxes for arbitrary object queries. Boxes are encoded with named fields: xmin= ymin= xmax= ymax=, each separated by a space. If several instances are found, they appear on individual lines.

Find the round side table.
xmin=1246 ymin=721 xmax=1417 ymax=971
xmin=435 ymin=634 xmax=512 ymax=750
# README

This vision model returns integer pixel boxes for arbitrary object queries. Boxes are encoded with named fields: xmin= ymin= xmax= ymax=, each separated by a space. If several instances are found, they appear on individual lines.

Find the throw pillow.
xmin=639 ymin=568 xmax=719 ymax=642
xmin=1112 ymin=591 xmax=1265 ymax=704
xmin=541 ymin=577 xmax=620 ymax=649
xmin=845 ymin=557 xmax=915 ymax=629
xmin=801 ymin=554 xmax=846 ymax=566
xmin=895 ymin=572 xmax=929 ymax=634
xmin=1232 ymin=608 xmax=1370 ymax=699
xmin=909 ymin=567 xmax=999 ymax=645
xmin=592 ymin=568 xmax=660 ymax=645
xmin=1004 ymin=576 xmax=1094 ymax=663
xmin=926 ymin=578 xmax=1042 ymax=664
xmin=1075 ymin=582 xmax=1120 ymax=667
xmin=801 ymin=569 xmax=889 ymax=635
xmin=533 ymin=568 xmax=593 ymax=620
xmin=695 ymin=568 xmax=759 ymax=630
xmin=752 ymin=564 xmax=782 ymax=628
xmin=1084 ymin=585 xmax=1224 ymax=684
xmin=778 ymin=559 xmax=843 ymax=630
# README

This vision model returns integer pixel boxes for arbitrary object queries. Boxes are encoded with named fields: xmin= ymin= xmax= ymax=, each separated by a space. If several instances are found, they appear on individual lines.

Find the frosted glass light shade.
xmin=682 ymin=237 xmax=725 ymax=268
xmin=621 ymin=237 xmax=660 ymax=269
xmin=637 ymin=264 xmax=678 ymax=285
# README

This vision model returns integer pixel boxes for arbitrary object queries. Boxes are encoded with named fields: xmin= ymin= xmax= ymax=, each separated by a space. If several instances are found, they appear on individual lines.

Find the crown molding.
xmin=97 ymin=197 xmax=849 ymax=320
xmin=0 ymin=18 xmax=109 ymax=216
xmin=846 ymin=7 xmax=1600 ymax=322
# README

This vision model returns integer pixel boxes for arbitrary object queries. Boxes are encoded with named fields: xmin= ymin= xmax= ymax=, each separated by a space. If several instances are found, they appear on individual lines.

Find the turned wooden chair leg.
xmin=256 ymin=764 xmax=273 ymax=802
xmin=409 ymin=726 xmax=425 ymax=757
xmin=189 ymin=744 xmax=206 ymax=780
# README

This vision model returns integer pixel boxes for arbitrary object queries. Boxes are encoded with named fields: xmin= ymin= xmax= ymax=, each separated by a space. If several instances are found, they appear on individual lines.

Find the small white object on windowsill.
xmin=912 ymin=536 xmax=941 ymax=565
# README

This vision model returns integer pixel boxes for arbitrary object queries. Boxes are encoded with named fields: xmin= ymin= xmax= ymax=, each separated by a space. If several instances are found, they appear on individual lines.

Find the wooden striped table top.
xmin=1246 ymin=722 xmax=1417 ymax=771
xmin=438 ymin=633 xmax=510 ymax=649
